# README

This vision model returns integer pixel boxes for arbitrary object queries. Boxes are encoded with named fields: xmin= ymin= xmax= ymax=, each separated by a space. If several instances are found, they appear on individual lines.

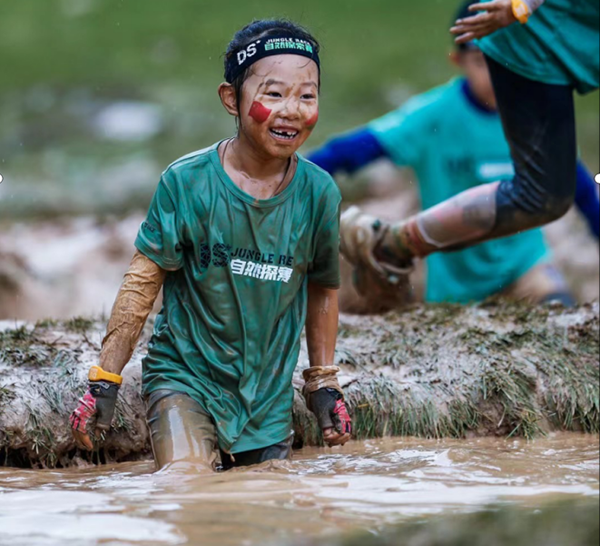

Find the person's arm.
xmin=575 ymin=161 xmax=600 ymax=240
xmin=99 ymin=251 xmax=166 ymax=375
xmin=451 ymin=0 xmax=546 ymax=45
xmin=307 ymin=128 xmax=388 ymax=176
xmin=70 ymin=251 xmax=166 ymax=450
xmin=301 ymin=185 xmax=351 ymax=446
xmin=303 ymin=284 xmax=351 ymax=447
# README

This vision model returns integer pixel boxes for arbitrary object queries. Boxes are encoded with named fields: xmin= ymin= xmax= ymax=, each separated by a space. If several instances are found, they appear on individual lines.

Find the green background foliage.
xmin=0 ymin=0 xmax=597 ymax=218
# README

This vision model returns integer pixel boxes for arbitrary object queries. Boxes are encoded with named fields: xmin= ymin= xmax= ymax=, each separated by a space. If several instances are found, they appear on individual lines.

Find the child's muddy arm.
xmin=70 ymin=251 xmax=166 ymax=450
xmin=305 ymin=283 xmax=339 ymax=371
xmin=304 ymin=283 xmax=351 ymax=447
xmin=99 ymin=250 xmax=167 ymax=375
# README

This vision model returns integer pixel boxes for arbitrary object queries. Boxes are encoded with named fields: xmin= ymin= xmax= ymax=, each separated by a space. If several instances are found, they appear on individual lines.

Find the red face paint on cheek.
xmin=249 ymin=101 xmax=272 ymax=124
xmin=306 ymin=110 xmax=319 ymax=130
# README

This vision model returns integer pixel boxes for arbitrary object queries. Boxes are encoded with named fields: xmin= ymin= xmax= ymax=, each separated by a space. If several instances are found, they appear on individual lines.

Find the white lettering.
xmin=264 ymin=265 xmax=278 ymax=281
xmin=277 ymin=267 xmax=294 ymax=284
xmin=230 ymin=260 xmax=294 ymax=284
xmin=244 ymin=262 xmax=256 ymax=276
xmin=253 ymin=263 xmax=265 ymax=279
xmin=231 ymin=259 xmax=246 ymax=275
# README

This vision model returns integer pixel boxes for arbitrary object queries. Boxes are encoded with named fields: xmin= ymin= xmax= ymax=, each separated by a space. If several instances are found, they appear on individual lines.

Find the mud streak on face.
xmin=306 ymin=111 xmax=319 ymax=130
xmin=249 ymin=102 xmax=272 ymax=124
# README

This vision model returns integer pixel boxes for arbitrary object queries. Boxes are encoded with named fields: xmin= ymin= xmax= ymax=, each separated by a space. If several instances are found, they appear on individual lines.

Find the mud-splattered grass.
xmin=295 ymin=302 xmax=599 ymax=446
xmin=1 ymin=302 xmax=599 ymax=467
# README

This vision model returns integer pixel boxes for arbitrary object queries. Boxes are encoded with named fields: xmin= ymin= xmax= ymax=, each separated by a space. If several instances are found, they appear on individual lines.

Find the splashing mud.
xmin=0 ymin=434 xmax=597 ymax=546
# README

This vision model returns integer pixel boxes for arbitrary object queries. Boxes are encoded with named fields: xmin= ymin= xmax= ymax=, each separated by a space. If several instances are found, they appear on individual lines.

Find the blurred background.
xmin=0 ymin=0 xmax=598 ymax=319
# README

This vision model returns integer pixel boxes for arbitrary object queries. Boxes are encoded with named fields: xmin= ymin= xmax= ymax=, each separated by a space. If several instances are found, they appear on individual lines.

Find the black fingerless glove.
xmin=309 ymin=388 xmax=352 ymax=435
xmin=89 ymin=381 xmax=120 ymax=431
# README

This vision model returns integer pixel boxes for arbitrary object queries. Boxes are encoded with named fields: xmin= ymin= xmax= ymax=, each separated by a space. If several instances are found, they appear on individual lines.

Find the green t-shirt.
xmin=135 ymin=143 xmax=341 ymax=453
xmin=369 ymin=78 xmax=550 ymax=304
xmin=479 ymin=0 xmax=599 ymax=94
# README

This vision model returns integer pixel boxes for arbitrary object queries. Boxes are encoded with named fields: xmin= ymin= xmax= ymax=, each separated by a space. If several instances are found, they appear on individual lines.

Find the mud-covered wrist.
xmin=302 ymin=365 xmax=343 ymax=400
xmin=302 ymin=366 xmax=345 ymax=414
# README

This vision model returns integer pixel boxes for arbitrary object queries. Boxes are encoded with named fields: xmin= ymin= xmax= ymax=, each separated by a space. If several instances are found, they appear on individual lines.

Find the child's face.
xmin=237 ymin=55 xmax=320 ymax=159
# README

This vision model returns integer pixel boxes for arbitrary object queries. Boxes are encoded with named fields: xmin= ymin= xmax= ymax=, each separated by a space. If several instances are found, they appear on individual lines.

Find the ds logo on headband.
xmin=237 ymin=40 xmax=261 ymax=66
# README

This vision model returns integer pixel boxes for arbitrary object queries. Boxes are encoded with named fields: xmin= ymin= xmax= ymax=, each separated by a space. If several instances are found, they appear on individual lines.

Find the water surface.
xmin=0 ymin=433 xmax=597 ymax=546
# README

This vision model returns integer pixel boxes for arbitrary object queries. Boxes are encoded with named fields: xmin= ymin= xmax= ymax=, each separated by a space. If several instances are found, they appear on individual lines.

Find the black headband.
xmin=225 ymin=35 xmax=320 ymax=84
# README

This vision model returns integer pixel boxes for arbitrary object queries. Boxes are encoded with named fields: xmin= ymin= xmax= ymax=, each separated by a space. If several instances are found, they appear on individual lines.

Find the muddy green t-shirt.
xmin=135 ymin=144 xmax=341 ymax=453
xmin=479 ymin=0 xmax=599 ymax=94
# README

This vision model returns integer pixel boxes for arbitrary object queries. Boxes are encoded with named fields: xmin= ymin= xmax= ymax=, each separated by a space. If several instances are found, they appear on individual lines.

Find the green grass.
xmin=0 ymin=0 xmax=597 ymax=219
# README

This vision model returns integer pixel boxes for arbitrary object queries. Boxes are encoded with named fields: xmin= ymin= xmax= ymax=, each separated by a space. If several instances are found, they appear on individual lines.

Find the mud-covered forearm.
xmin=305 ymin=283 xmax=339 ymax=368
xmin=99 ymin=251 xmax=166 ymax=375
xmin=304 ymin=283 xmax=342 ymax=398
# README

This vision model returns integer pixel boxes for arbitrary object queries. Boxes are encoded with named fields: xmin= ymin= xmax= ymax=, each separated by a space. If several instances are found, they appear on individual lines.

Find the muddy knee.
xmin=496 ymin=175 xmax=575 ymax=234
xmin=146 ymin=390 xmax=218 ymax=470
xmin=543 ymin=196 xmax=573 ymax=222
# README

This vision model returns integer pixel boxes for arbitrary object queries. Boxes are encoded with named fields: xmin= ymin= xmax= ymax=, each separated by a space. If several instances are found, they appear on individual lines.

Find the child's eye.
xmin=302 ymin=94 xmax=316 ymax=100
xmin=267 ymin=91 xmax=282 ymax=98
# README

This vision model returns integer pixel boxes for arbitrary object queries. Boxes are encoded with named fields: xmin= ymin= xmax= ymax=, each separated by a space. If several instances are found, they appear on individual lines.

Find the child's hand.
xmin=309 ymin=388 xmax=352 ymax=447
xmin=451 ymin=1 xmax=517 ymax=45
xmin=70 ymin=373 xmax=121 ymax=450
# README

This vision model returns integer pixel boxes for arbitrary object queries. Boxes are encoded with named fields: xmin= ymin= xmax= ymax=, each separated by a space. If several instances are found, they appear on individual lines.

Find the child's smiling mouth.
xmin=269 ymin=127 xmax=300 ymax=141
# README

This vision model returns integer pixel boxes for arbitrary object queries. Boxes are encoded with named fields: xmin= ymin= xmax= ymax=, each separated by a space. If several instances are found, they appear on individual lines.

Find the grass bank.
xmin=0 ymin=301 xmax=598 ymax=468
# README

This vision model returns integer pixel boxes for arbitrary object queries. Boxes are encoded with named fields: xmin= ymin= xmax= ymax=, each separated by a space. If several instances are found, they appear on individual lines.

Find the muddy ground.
xmin=0 ymin=301 xmax=597 ymax=469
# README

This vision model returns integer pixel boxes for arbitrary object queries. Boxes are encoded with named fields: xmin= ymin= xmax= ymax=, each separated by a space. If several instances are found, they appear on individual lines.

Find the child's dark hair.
xmin=224 ymin=19 xmax=321 ymax=108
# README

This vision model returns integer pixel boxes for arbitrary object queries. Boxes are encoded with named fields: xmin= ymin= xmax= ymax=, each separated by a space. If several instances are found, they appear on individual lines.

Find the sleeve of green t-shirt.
xmin=308 ymin=183 xmax=342 ymax=288
xmin=135 ymin=175 xmax=185 ymax=271
xmin=368 ymin=99 xmax=430 ymax=167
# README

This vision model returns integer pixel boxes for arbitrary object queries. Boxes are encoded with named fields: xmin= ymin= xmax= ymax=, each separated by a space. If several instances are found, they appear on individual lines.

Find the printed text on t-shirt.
xmin=200 ymin=243 xmax=296 ymax=284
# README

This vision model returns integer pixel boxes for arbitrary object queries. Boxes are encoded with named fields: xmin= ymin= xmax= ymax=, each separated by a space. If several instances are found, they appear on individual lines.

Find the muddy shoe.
xmin=340 ymin=206 xmax=387 ymax=275
xmin=340 ymin=207 xmax=414 ymax=313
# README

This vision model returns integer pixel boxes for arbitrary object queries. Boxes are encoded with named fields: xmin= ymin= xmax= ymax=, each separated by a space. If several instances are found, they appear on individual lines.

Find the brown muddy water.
xmin=0 ymin=433 xmax=597 ymax=546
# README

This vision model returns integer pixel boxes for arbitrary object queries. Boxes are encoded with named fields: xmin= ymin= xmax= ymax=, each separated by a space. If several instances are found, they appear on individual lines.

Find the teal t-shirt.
xmin=135 ymin=144 xmax=341 ymax=453
xmin=369 ymin=78 xmax=550 ymax=304
xmin=479 ymin=0 xmax=599 ymax=94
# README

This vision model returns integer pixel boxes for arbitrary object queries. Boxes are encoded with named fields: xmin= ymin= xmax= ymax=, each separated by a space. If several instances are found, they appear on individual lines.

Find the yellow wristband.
xmin=512 ymin=0 xmax=531 ymax=24
xmin=89 ymin=365 xmax=123 ymax=385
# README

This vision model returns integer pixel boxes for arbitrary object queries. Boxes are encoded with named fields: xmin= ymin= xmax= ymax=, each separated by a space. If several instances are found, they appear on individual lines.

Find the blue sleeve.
xmin=575 ymin=161 xmax=599 ymax=240
xmin=306 ymin=128 xmax=388 ymax=176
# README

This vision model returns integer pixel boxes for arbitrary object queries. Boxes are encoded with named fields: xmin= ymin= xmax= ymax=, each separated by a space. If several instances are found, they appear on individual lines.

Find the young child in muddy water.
xmin=69 ymin=19 xmax=351 ymax=471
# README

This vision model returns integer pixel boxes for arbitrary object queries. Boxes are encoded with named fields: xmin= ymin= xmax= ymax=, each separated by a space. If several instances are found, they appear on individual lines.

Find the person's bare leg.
xmin=378 ymin=182 xmax=500 ymax=261
xmin=353 ymin=57 xmax=577 ymax=270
